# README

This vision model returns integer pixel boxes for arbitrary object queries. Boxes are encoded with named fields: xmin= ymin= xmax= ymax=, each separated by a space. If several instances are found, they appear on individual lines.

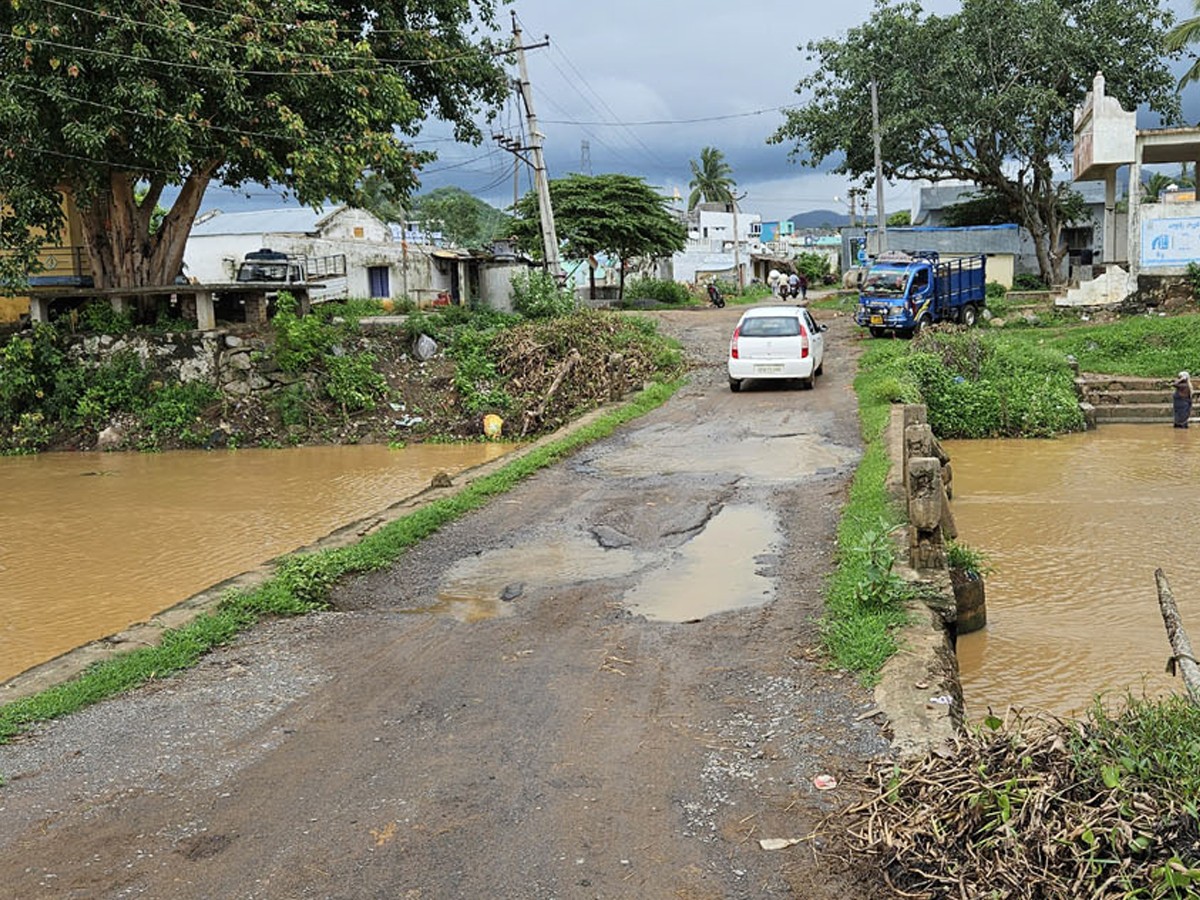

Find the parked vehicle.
xmin=855 ymin=251 xmax=986 ymax=337
xmin=706 ymin=282 xmax=726 ymax=308
xmin=235 ymin=248 xmax=349 ymax=303
xmin=727 ymin=305 xmax=826 ymax=392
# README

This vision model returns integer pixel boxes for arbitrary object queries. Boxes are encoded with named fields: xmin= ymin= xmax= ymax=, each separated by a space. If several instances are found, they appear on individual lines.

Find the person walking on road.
xmin=1173 ymin=371 xmax=1193 ymax=428
xmin=798 ymin=272 xmax=809 ymax=301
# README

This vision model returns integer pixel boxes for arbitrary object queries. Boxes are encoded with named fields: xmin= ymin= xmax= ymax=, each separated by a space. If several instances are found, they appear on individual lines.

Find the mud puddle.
xmin=623 ymin=505 xmax=777 ymax=622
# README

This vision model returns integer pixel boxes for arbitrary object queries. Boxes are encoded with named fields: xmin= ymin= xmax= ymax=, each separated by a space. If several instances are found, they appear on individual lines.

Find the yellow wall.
xmin=0 ymin=191 xmax=87 ymax=324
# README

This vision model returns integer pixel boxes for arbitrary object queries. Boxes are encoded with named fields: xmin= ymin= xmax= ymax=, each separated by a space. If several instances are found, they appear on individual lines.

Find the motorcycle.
xmin=707 ymin=284 xmax=726 ymax=308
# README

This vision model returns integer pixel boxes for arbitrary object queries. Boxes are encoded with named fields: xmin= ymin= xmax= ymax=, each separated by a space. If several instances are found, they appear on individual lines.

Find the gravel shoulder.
xmin=0 ymin=303 xmax=896 ymax=898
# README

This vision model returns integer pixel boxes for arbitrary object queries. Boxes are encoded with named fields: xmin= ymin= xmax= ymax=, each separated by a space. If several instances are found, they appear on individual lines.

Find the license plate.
xmin=754 ymin=364 xmax=784 ymax=374
xmin=870 ymin=315 xmax=883 ymax=325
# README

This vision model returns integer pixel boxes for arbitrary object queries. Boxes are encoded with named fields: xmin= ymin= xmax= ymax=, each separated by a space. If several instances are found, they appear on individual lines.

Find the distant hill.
xmin=788 ymin=209 xmax=850 ymax=230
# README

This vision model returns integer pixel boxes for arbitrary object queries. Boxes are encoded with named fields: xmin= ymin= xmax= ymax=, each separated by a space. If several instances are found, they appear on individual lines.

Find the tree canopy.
xmin=412 ymin=186 xmax=510 ymax=249
xmin=0 ymin=0 xmax=509 ymax=292
xmin=511 ymin=173 xmax=686 ymax=300
xmin=771 ymin=0 xmax=1178 ymax=283
xmin=687 ymin=147 xmax=735 ymax=211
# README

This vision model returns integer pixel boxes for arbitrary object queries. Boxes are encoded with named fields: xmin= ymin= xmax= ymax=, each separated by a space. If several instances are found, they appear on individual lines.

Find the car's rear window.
xmin=739 ymin=316 xmax=801 ymax=337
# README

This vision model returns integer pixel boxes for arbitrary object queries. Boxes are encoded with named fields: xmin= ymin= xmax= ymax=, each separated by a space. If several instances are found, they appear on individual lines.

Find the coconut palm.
xmin=1167 ymin=4 xmax=1200 ymax=88
xmin=687 ymin=146 xmax=735 ymax=211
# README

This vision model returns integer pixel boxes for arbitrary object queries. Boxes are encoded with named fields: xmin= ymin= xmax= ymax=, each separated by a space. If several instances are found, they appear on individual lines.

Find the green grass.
xmin=0 ymin=380 xmax=682 ymax=743
xmin=821 ymin=341 xmax=913 ymax=683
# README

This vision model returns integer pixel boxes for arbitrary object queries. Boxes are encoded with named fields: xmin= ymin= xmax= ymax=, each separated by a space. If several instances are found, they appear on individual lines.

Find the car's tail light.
xmin=730 ymin=326 xmax=740 ymax=359
xmin=800 ymin=330 xmax=809 ymax=359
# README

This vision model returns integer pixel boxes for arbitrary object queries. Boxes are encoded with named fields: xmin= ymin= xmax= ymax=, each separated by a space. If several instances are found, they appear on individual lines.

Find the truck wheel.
xmin=960 ymin=305 xmax=978 ymax=328
xmin=869 ymin=326 xmax=887 ymax=338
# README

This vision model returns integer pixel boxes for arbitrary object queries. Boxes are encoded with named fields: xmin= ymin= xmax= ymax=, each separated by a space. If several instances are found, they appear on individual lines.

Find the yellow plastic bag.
xmin=482 ymin=414 xmax=503 ymax=440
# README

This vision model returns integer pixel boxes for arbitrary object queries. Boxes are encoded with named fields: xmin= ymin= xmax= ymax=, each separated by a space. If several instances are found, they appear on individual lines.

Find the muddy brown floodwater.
xmin=0 ymin=443 xmax=514 ymax=683
xmin=946 ymin=424 xmax=1200 ymax=720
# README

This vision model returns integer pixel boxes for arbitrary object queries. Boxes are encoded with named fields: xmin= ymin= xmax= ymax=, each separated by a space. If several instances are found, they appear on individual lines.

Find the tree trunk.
xmin=77 ymin=163 xmax=219 ymax=304
xmin=589 ymin=262 xmax=596 ymax=301
xmin=618 ymin=259 xmax=626 ymax=302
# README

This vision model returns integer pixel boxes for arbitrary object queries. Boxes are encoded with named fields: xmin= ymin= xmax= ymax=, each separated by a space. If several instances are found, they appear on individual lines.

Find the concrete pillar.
xmin=195 ymin=291 xmax=216 ymax=331
xmin=28 ymin=296 xmax=51 ymax=323
xmin=908 ymin=456 xmax=946 ymax=570
xmin=1129 ymin=153 xmax=1142 ymax=281
xmin=1103 ymin=170 xmax=1117 ymax=264
xmin=243 ymin=294 xmax=268 ymax=325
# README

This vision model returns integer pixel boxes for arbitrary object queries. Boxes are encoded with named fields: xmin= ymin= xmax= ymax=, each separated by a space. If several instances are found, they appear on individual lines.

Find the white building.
xmin=671 ymin=202 xmax=762 ymax=285
xmin=185 ymin=206 xmax=524 ymax=308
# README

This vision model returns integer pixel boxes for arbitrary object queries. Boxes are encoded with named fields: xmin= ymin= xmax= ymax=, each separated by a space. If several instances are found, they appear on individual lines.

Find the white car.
xmin=727 ymin=305 xmax=826 ymax=392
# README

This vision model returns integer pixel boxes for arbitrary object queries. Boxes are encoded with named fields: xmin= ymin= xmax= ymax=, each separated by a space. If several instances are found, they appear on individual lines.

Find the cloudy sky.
xmin=202 ymin=0 xmax=1200 ymax=224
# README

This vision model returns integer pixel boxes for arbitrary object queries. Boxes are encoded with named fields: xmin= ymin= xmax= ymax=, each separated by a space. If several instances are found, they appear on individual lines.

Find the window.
xmin=740 ymin=316 xmax=801 ymax=338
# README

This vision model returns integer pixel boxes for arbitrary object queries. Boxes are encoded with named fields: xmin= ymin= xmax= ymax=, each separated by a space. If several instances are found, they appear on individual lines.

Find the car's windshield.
xmin=739 ymin=316 xmax=801 ymax=338
xmin=862 ymin=267 xmax=909 ymax=294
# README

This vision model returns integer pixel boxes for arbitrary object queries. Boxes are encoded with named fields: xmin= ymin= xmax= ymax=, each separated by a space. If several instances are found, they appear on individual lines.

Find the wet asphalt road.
xmin=0 ymin=304 xmax=893 ymax=899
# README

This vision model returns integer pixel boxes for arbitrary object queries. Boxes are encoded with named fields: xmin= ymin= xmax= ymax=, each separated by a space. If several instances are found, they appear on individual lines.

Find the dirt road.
xmin=0 ymin=305 xmax=892 ymax=898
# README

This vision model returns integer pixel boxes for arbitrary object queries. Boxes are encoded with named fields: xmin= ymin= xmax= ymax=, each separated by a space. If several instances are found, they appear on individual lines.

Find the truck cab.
xmin=856 ymin=251 xmax=986 ymax=337
xmin=236 ymin=248 xmax=305 ymax=284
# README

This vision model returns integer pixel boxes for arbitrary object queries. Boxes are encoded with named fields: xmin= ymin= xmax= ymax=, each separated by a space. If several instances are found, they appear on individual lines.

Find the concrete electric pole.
xmin=871 ymin=79 xmax=888 ymax=253
xmin=510 ymin=13 xmax=561 ymax=278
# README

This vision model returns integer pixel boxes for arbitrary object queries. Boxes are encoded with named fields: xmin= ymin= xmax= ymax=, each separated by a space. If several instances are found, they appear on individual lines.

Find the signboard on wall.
xmin=1141 ymin=217 xmax=1200 ymax=268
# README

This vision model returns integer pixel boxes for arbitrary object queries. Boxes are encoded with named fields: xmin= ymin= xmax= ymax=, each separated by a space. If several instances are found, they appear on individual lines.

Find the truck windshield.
xmin=862 ymin=268 xmax=909 ymax=294
xmin=237 ymin=263 xmax=289 ymax=282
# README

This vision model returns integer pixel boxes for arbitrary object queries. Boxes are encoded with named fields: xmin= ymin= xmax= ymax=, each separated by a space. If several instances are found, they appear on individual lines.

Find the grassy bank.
xmin=0 ymin=380 xmax=682 ymax=743
xmin=834 ymin=311 xmax=1200 ymax=894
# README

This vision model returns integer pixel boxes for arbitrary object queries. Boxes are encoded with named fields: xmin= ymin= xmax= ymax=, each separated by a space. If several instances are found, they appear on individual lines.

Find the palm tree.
xmin=1167 ymin=5 xmax=1200 ymax=88
xmin=687 ymin=147 xmax=735 ymax=211
xmin=1143 ymin=171 xmax=1178 ymax=203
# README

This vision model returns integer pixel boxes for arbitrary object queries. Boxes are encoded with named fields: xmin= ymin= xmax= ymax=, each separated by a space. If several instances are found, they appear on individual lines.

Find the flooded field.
xmin=0 ymin=443 xmax=514 ymax=683
xmin=945 ymin=425 xmax=1200 ymax=720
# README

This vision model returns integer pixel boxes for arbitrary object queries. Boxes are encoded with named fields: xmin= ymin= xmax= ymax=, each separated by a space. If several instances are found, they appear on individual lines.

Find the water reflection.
xmin=946 ymin=425 xmax=1200 ymax=720
xmin=0 ymin=443 xmax=514 ymax=683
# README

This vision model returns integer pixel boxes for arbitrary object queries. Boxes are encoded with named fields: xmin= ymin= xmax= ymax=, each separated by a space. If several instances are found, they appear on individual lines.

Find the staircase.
xmin=1076 ymin=374 xmax=1189 ymax=426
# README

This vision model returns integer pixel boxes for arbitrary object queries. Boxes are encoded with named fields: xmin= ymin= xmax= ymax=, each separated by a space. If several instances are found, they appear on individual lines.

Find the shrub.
xmin=325 ymin=352 xmax=387 ymax=413
xmin=510 ymin=269 xmax=576 ymax=319
xmin=1012 ymin=273 xmax=1048 ymax=291
xmin=77 ymin=300 xmax=135 ymax=334
xmin=271 ymin=292 xmax=338 ymax=373
xmin=1187 ymin=262 xmax=1200 ymax=301
xmin=74 ymin=350 xmax=152 ymax=425
xmin=624 ymin=277 xmax=689 ymax=306
xmin=985 ymin=281 xmax=1008 ymax=301
xmin=0 ymin=324 xmax=64 ymax=423
xmin=140 ymin=382 xmax=220 ymax=448
xmin=795 ymin=251 xmax=831 ymax=283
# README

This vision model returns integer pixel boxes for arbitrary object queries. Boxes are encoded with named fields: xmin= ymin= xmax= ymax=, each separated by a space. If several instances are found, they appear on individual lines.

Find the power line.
xmin=542 ymin=106 xmax=796 ymax=127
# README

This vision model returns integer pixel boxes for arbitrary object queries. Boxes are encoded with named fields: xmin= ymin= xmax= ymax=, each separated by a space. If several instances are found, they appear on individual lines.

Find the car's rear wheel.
xmin=798 ymin=376 xmax=814 ymax=390
xmin=728 ymin=378 xmax=741 ymax=393
xmin=960 ymin=304 xmax=978 ymax=328
xmin=815 ymin=359 xmax=824 ymax=376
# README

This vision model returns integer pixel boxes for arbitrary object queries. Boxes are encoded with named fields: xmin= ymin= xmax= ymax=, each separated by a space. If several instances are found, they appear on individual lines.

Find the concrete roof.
xmin=190 ymin=207 xmax=340 ymax=237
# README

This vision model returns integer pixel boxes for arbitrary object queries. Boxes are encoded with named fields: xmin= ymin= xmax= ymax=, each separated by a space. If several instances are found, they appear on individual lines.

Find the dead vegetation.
xmin=835 ymin=702 xmax=1200 ymax=899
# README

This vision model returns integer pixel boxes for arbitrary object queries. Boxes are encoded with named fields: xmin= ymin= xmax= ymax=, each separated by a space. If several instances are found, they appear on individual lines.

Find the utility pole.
xmin=871 ymin=79 xmax=888 ymax=252
xmin=731 ymin=193 xmax=746 ymax=292
xmin=510 ymin=13 xmax=561 ymax=277
xmin=580 ymin=140 xmax=592 ymax=176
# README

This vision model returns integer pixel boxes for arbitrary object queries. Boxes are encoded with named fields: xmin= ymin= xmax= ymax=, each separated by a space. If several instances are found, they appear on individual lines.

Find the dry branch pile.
xmin=490 ymin=312 xmax=683 ymax=435
xmin=839 ymin=705 xmax=1200 ymax=899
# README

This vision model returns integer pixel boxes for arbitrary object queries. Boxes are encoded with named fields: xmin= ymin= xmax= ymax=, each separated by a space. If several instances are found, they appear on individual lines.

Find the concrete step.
xmin=1076 ymin=375 xmax=1174 ymax=393
xmin=1092 ymin=403 xmax=1174 ymax=421
xmin=1088 ymin=390 xmax=1174 ymax=405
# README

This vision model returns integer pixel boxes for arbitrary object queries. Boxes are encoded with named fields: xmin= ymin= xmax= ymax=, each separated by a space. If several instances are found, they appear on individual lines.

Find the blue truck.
xmin=855 ymin=251 xmax=987 ymax=337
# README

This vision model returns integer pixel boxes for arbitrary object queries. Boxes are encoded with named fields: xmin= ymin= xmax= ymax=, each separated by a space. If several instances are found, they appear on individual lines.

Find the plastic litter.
xmin=813 ymin=774 xmax=838 ymax=791
xmin=759 ymin=838 xmax=802 ymax=851
xmin=483 ymin=414 xmax=503 ymax=440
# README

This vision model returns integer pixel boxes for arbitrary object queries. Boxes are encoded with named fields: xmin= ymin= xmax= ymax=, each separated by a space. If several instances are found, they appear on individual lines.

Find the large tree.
xmin=412 ymin=186 xmax=510 ymax=249
xmin=771 ymin=0 xmax=1178 ymax=284
xmin=0 ymin=0 xmax=508 ymax=294
xmin=687 ymin=147 xmax=735 ymax=211
xmin=511 ymin=173 xmax=686 ymax=301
